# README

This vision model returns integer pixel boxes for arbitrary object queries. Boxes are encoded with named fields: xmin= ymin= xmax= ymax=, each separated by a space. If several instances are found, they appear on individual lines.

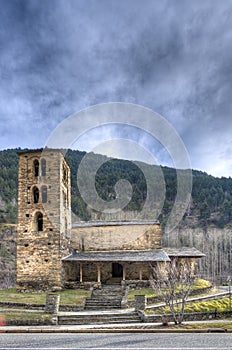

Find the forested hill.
xmin=0 ymin=148 xmax=232 ymax=228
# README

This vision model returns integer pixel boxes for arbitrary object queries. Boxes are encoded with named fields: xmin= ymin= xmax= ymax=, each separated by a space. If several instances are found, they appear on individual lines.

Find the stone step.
xmin=87 ymin=300 xmax=122 ymax=304
xmin=84 ymin=284 xmax=124 ymax=311
xmin=85 ymin=306 xmax=121 ymax=309
xmin=58 ymin=312 xmax=141 ymax=325
xmin=86 ymin=297 xmax=122 ymax=301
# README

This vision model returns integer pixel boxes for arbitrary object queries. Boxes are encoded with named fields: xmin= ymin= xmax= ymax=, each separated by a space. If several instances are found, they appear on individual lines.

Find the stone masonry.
xmin=16 ymin=149 xmax=71 ymax=292
xmin=16 ymin=149 xmax=204 ymax=292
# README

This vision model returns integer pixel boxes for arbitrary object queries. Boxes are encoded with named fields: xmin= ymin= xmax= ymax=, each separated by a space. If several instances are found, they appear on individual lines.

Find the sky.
xmin=0 ymin=0 xmax=232 ymax=177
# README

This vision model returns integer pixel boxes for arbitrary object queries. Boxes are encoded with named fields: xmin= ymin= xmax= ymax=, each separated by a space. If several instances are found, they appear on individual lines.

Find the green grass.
xmin=146 ymin=297 xmax=232 ymax=314
xmin=127 ymin=288 xmax=157 ymax=301
xmin=127 ymin=278 xmax=212 ymax=301
xmin=0 ymin=311 xmax=52 ymax=324
xmin=184 ymin=297 xmax=231 ymax=313
xmin=0 ymin=288 xmax=89 ymax=306
xmin=194 ymin=278 xmax=211 ymax=289
xmin=59 ymin=289 xmax=89 ymax=305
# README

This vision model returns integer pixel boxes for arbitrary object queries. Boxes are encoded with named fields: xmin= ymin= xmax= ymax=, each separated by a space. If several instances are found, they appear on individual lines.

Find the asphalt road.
xmin=0 ymin=333 xmax=232 ymax=349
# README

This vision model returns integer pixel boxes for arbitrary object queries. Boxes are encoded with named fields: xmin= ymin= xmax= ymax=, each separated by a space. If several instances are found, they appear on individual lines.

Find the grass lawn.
xmin=0 ymin=288 xmax=89 ymax=306
xmin=1 ymin=311 xmax=52 ymax=324
xmin=127 ymin=278 xmax=212 ymax=301
xmin=146 ymin=296 xmax=232 ymax=314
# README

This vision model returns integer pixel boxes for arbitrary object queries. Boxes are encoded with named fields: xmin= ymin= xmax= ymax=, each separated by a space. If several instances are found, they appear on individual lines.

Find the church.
xmin=16 ymin=149 xmax=204 ymax=292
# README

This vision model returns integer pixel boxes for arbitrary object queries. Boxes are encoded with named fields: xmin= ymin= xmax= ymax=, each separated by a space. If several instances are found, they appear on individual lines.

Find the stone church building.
xmin=16 ymin=149 xmax=204 ymax=292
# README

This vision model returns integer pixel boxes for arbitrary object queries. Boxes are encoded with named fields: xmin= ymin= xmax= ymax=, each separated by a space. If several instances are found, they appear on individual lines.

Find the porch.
xmin=62 ymin=249 xmax=170 ymax=288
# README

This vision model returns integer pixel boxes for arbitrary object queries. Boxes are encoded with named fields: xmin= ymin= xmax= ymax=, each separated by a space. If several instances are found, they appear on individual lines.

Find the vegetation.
xmin=127 ymin=288 xmax=157 ymax=301
xmin=150 ymin=259 xmax=196 ymax=324
xmin=127 ymin=279 xmax=212 ymax=301
xmin=0 ymin=288 xmax=89 ymax=305
xmin=1 ymin=311 xmax=52 ymax=324
xmin=0 ymin=148 xmax=232 ymax=228
xmin=0 ymin=148 xmax=232 ymax=282
xmin=150 ymin=296 xmax=232 ymax=314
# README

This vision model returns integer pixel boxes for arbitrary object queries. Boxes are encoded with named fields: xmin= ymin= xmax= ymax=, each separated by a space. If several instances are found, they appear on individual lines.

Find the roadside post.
xmin=227 ymin=276 xmax=231 ymax=312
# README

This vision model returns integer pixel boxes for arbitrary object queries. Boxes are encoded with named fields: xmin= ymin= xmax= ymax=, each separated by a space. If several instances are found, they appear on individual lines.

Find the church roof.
xmin=164 ymin=247 xmax=205 ymax=258
xmin=62 ymin=249 xmax=170 ymax=262
xmin=72 ymin=220 xmax=159 ymax=228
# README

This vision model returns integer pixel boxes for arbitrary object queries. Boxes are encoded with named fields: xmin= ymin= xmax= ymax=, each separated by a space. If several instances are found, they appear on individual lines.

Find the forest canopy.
xmin=0 ymin=148 xmax=232 ymax=229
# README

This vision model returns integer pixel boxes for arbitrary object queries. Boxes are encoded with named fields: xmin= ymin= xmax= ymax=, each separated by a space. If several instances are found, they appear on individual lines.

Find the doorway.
xmin=112 ymin=263 xmax=123 ymax=278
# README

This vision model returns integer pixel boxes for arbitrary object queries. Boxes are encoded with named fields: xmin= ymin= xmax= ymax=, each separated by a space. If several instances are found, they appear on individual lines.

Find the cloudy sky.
xmin=0 ymin=0 xmax=232 ymax=177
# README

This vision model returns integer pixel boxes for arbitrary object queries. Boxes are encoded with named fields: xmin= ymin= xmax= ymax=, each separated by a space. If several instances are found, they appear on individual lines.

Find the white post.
xmin=97 ymin=264 xmax=101 ymax=283
xmin=123 ymin=265 xmax=126 ymax=281
xmin=79 ymin=263 xmax=83 ymax=283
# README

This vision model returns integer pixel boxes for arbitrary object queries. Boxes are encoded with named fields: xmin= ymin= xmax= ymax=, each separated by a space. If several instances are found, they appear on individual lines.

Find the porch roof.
xmin=164 ymin=247 xmax=205 ymax=258
xmin=62 ymin=249 xmax=170 ymax=262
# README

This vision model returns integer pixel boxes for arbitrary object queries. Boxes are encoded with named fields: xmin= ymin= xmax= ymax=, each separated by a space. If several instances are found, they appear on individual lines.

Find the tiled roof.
xmin=62 ymin=249 xmax=170 ymax=262
xmin=164 ymin=247 xmax=205 ymax=258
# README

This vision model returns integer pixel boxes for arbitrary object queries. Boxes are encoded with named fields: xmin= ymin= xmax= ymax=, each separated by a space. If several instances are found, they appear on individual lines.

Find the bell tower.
xmin=16 ymin=149 xmax=71 ymax=291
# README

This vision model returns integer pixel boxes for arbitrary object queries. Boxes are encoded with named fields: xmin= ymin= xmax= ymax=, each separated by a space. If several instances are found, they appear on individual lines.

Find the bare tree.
xmin=150 ymin=258 xmax=195 ymax=324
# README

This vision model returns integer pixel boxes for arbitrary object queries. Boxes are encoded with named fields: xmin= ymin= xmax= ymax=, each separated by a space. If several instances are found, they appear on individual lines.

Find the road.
xmin=0 ymin=333 xmax=232 ymax=349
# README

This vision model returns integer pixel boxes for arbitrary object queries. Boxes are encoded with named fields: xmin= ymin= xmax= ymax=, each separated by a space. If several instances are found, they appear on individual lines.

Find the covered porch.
xmin=62 ymin=249 xmax=170 ymax=288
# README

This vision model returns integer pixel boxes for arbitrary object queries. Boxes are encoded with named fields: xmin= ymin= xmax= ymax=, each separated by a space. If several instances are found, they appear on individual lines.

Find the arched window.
xmin=34 ymin=159 xmax=39 ymax=177
xmin=41 ymin=185 xmax=47 ymax=203
xmin=35 ymin=212 xmax=43 ymax=231
xmin=41 ymin=158 xmax=46 ymax=176
xmin=33 ymin=186 xmax=39 ymax=203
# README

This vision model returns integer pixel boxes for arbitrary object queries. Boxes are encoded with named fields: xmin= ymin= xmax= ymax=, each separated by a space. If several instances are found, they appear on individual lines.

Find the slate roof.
xmin=164 ymin=247 xmax=205 ymax=258
xmin=72 ymin=220 xmax=159 ymax=228
xmin=62 ymin=249 xmax=170 ymax=262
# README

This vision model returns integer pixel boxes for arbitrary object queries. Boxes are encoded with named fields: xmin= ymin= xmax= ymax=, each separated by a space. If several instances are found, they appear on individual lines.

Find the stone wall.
xmin=16 ymin=150 xmax=71 ymax=292
xmin=71 ymin=223 xmax=161 ymax=251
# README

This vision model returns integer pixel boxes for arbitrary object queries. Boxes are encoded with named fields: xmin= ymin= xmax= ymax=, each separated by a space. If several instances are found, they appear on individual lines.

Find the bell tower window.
xmin=34 ymin=159 xmax=39 ymax=177
xmin=33 ymin=186 xmax=39 ymax=204
xmin=41 ymin=185 xmax=47 ymax=203
xmin=41 ymin=158 xmax=46 ymax=176
xmin=35 ymin=212 xmax=43 ymax=231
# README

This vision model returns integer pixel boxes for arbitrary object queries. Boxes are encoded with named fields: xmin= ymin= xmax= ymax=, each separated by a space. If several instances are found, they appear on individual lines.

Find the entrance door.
xmin=112 ymin=263 xmax=123 ymax=278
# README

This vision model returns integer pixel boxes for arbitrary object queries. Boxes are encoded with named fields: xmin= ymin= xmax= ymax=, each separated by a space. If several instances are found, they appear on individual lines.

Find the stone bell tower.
xmin=16 ymin=149 xmax=71 ymax=291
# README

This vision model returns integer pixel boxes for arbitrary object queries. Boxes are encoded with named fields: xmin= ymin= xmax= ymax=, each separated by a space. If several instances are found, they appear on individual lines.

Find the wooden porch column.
xmin=123 ymin=264 xmax=126 ymax=281
xmin=79 ymin=263 xmax=83 ymax=283
xmin=97 ymin=264 xmax=101 ymax=283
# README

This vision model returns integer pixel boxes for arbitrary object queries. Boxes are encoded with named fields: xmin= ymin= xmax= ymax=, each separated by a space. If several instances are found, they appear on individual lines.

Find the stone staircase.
xmin=84 ymin=284 xmax=123 ymax=310
xmin=58 ymin=310 xmax=141 ymax=325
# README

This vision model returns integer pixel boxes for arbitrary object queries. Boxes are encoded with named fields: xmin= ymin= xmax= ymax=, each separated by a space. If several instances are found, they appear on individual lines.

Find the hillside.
xmin=0 ymin=148 xmax=232 ymax=228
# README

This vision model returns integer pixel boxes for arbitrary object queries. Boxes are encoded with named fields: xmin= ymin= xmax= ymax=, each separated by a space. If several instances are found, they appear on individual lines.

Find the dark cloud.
xmin=0 ymin=0 xmax=232 ymax=176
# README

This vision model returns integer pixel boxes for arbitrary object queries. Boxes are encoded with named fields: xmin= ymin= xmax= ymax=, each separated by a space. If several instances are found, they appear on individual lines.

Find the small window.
xmin=63 ymin=191 xmax=67 ymax=207
xmin=35 ymin=212 xmax=43 ymax=231
xmin=33 ymin=186 xmax=39 ymax=203
xmin=34 ymin=159 xmax=39 ymax=177
xmin=41 ymin=185 xmax=47 ymax=203
xmin=41 ymin=158 xmax=46 ymax=176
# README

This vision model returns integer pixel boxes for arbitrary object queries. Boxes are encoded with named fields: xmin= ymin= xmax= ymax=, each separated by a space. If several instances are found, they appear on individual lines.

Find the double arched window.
xmin=33 ymin=158 xmax=46 ymax=177
xmin=32 ymin=186 xmax=47 ymax=204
